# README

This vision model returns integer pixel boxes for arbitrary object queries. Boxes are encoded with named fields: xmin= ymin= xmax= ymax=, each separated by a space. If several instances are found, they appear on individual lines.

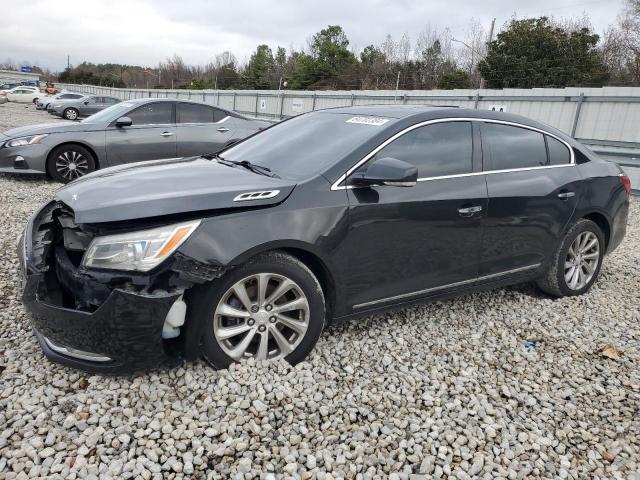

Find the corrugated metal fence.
xmin=58 ymin=84 xmax=640 ymax=193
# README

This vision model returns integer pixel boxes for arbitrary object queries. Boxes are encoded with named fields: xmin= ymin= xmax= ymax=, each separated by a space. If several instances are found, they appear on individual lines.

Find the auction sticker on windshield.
xmin=346 ymin=116 xmax=390 ymax=126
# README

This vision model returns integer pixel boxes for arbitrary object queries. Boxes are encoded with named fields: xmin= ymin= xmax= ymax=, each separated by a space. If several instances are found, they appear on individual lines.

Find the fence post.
xmin=255 ymin=94 xmax=260 ymax=116
xmin=350 ymin=93 xmax=355 ymax=106
xmin=232 ymin=92 xmax=237 ymax=112
xmin=312 ymin=93 xmax=317 ymax=111
xmin=279 ymin=93 xmax=285 ymax=119
xmin=474 ymin=92 xmax=480 ymax=109
xmin=403 ymin=94 xmax=408 ymax=104
xmin=571 ymin=93 xmax=585 ymax=138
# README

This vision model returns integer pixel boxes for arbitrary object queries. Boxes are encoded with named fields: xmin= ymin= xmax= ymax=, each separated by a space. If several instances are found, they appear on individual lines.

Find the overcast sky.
xmin=0 ymin=0 xmax=625 ymax=71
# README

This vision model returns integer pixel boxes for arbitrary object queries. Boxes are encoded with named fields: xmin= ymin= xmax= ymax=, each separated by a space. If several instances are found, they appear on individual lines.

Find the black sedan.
xmin=19 ymin=105 xmax=630 ymax=373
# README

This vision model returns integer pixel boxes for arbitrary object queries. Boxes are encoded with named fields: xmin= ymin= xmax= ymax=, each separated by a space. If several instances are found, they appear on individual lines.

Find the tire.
xmin=63 ymin=107 xmax=79 ymax=120
xmin=191 ymin=251 xmax=326 ymax=369
xmin=32 ymin=98 xmax=38 ymax=104
xmin=536 ymin=219 xmax=605 ymax=297
xmin=47 ymin=144 xmax=96 ymax=183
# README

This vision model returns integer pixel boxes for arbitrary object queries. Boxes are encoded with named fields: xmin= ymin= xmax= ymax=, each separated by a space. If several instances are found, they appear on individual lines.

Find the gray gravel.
xmin=0 ymin=101 xmax=639 ymax=479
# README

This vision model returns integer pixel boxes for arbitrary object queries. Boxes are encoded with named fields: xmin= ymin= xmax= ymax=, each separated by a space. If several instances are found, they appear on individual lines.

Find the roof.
xmin=316 ymin=104 xmax=568 ymax=137
xmin=319 ymin=104 xmax=458 ymax=119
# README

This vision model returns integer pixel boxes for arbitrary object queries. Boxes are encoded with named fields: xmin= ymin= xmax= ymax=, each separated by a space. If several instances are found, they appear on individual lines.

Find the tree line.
xmin=7 ymin=0 xmax=640 ymax=91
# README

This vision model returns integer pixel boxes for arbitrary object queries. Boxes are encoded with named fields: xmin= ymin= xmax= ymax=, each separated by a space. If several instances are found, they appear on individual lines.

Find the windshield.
xmin=222 ymin=111 xmax=394 ymax=180
xmin=82 ymin=101 xmax=133 ymax=123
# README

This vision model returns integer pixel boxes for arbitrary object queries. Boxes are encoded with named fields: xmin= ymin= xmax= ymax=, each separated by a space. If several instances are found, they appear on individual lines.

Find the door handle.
xmin=458 ymin=205 xmax=483 ymax=216
xmin=160 ymin=132 xmax=174 ymax=137
xmin=216 ymin=127 xmax=230 ymax=133
xmin=557 ymin=191 xmax=575 ymax=200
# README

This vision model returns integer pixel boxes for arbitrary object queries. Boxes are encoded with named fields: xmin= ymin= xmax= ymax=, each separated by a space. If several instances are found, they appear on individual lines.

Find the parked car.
xmin=0 ymin=98 xmax=270 ymax=182
xmin=36 ymin=92 xmax=84 ymax=110
xmin=18 ymin=106 xmax=630 ymax=373
xmin=0 ymin=82 xmax=20 ymax=91
xmin=6 ymin=86 xmax=42 ymax=103
xmin=48 ymin=95 xmax=121 ymax=120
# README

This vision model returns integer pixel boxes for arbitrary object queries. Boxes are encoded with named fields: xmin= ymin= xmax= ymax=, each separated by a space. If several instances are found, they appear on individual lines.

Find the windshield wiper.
xmin=203 ymin=153 xmax=280 ymax=178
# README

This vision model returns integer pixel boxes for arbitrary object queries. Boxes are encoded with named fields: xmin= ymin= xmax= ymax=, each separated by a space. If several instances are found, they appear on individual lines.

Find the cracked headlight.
xmin=82 ymin=220 xmax=201 ymax=272
xmin=4 ymin=134 xmax=48 ymax=148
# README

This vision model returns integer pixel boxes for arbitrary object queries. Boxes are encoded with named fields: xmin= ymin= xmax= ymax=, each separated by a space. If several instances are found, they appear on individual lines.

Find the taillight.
xmin=619 ymin=174 xmax=631 ymax=194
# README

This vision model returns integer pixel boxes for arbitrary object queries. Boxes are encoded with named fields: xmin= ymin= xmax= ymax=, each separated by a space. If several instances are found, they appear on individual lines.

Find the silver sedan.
xmin=48 ymin=95 xmax=121 ymax=120
xmin=0 ymin=98 xmax=272 ymax=182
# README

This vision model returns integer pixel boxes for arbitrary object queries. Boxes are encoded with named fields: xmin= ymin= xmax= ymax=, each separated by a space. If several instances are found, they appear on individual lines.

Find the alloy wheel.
xmin=564 ymin=231 xmax=600 ymax=290
xmin=213 ymin=273 xmax=310 ymax=361
xmin=65 ymin=109 xmax=78 ymax=120
xmin=55 ymin=151 xmax=89 ymax=180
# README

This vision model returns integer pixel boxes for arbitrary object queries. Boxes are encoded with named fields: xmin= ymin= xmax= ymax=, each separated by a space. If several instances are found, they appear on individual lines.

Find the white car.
xmin=6 ymin=86 xmax=43 ymax=104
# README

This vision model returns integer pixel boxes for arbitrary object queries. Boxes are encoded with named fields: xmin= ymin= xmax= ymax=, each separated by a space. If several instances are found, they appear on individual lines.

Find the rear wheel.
xmin=192 ymin=251 xmax=326 ymax=369
xmin=63 ymin=107 xmax=79 ymax=120
xmin=536 ymin=219 xmax=604 ymax=297
xmin=47 ymin=144 xmax=96 ymax=183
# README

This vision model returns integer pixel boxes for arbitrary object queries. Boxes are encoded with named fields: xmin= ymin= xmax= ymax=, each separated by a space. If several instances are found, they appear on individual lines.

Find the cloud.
xmin=0 ymin=0 xmax=623 ymax=70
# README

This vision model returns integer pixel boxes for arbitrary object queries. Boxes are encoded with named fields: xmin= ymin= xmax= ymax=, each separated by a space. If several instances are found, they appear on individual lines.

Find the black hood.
xmin=56 ymin=157 xmax=296 ymax=224
xmin=2 ymin=121 xmax=104 ymax=138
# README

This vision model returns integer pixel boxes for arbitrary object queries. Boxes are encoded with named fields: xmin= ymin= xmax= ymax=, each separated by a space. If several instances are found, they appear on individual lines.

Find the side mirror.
xmin=115 ymin=116 xmax=132 ymax=128
xmin=84 ymin=101 xmax=89 ymax=105
xmin=349 ymin=157 xmax=418 ymax=187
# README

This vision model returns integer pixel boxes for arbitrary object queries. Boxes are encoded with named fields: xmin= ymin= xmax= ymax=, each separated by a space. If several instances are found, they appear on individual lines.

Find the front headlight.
xmin=82 ymin=220 xmax=201 ymax=272
xmin=4 ymin=134 xmax=48 ymax=148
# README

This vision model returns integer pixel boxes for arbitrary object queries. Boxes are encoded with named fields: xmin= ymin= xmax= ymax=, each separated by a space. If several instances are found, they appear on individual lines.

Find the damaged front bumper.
xmin=18 ymin=202 xmax=212 ymax=374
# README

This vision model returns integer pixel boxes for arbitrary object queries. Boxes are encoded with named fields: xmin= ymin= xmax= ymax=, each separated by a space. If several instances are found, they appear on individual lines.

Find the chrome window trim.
xmin=331 ymin=117 xmax=575 ymax=191
xmin=353 ymin=263 xmax=541 ymax=310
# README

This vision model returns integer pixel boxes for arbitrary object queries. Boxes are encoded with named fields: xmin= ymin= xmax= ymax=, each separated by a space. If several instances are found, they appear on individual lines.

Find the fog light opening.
xmin=14 ymin=156 xmax=28 ymax=170
xmin=162 ymin=296 xmax=187 ymax=339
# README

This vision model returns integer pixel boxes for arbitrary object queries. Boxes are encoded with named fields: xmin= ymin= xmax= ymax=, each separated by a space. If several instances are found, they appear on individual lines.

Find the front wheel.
xmin=47 ymin=144 xmax=96 ymax=183
xmin=536 ymin=219 xmax=605 ymax=297
xmin=191 ymin=251 xmax=326 ymax=369
xmin=63 ymin=107 xmax=79 ymax=120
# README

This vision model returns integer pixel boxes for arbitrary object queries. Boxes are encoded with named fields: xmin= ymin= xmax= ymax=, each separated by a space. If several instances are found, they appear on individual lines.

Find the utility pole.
xmin=214 ymin=76 xmax=217 ymax=90
xmin=480 ymin=18 xmax=496 ymax=90
xmin=67 ymin=55 xmax=70 ymax=70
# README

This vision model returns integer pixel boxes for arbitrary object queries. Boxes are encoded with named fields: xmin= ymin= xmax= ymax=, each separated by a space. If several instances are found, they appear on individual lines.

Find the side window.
xmin=177 ymin=103 xmax=215 ymax=123
xmin=546 ymin=135 xmax=571 ymax=165
xmin=371 ymin=121 xmax=473 ymax=178
xmin=483 ymin=123 xmax=547 ymax=170
xmin=213 ymin=108 xmax=227 ymax=122
xmin=71 ymin=94 xmax=83 ymax=99
xmin=128 ymin=102 xmax=173 ymax=125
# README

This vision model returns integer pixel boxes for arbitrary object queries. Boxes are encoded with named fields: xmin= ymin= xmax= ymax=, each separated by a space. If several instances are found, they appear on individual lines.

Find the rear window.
xmin=483 ymin=123 xmax=547 ymax=170
xmin=222 ymin=112 xmax=394 ymax=180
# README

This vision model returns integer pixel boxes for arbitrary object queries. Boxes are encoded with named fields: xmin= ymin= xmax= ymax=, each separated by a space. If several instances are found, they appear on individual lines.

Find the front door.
xmin=105 ymin=101 xmax=177 ymax=166
xmin=341 ymin=120 xmax=487 ymax=311
xmin=479 ymin=121 xmax=581 ymax=276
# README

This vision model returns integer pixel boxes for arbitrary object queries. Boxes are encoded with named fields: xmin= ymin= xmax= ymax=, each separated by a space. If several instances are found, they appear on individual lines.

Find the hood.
xmin=3 ymin=121 xmax=102 ymax=138
xmin=56 ymin=157 xmax=296 ymax=224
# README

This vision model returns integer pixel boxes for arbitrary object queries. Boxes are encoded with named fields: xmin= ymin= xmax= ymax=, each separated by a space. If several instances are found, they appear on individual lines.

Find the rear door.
xmin=105 ymin=101 xmax=177 ymax=166
xmin=479 ymin=121 xmax=581 ymax=276
xmin=342 ymin=120 xmax=488 ymax=311
xmin=175 ymin=103 xmax=235 ymax=157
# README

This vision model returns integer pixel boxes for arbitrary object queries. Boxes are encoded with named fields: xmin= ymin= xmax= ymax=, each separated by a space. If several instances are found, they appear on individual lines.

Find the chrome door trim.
xmin=331 ymin=117 xmax=576 ymax=191
xmin=352 ymin=263 xmax=541 ymax=310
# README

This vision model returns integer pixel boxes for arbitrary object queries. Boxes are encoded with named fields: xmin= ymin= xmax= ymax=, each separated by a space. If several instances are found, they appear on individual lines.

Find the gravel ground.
xmin=0 ymin=101 xmax=638 ymax=479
